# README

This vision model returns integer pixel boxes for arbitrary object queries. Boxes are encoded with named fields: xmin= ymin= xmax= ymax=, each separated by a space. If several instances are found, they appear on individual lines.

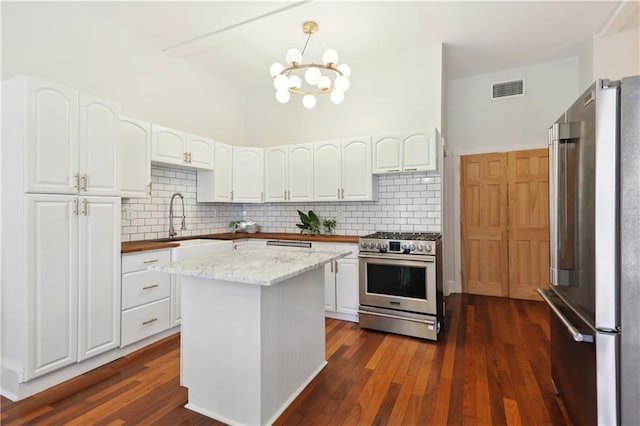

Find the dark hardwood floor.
xmin=1 ymin=294 xmax=571 ymax=425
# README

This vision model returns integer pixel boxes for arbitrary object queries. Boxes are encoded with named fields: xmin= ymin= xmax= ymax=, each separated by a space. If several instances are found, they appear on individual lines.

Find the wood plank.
xmin=1 ymin=295 xmax=571 ymax=426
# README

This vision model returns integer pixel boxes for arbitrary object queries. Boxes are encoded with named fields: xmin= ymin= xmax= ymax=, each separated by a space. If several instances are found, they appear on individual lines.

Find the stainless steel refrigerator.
xmin=539 ymin=76 xmax=639 ymax=426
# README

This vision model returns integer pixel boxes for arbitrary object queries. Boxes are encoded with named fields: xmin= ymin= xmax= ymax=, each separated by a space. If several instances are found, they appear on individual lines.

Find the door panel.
xmin=508 ymin=149 xmax=549 ymax=300
xmin=461 ymin=153 xmax=509 ymax=297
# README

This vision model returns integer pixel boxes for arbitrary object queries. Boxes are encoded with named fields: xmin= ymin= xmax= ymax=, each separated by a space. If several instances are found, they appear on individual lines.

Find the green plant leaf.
xmin=308 ymin=210 xmax=320 ymax=225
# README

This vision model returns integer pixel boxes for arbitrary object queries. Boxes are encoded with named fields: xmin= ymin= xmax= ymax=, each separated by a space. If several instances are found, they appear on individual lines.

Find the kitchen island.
xmin=151 ymin=246 xmax=351 ymax=426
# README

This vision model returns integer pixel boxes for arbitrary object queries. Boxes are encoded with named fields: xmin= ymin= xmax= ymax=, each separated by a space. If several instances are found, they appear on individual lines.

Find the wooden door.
xmin=507 ymin=149 xmax=549 ymax=300
xmin=461 ymin=153 xmax=509 ymax=297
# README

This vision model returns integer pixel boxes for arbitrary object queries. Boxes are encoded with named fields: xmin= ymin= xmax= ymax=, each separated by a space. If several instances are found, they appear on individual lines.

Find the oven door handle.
xmin=358 ymin=253 xmax=435 ymax=262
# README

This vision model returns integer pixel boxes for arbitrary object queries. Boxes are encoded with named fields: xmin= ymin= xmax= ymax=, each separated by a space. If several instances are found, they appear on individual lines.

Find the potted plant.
xmin=322 ymin=218 xmax=337 ymax=235
xmin=296 ymin=210 xmax=320 ymax=235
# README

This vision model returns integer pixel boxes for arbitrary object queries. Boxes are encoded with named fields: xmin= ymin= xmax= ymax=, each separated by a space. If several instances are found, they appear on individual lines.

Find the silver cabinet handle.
xmin=187 ymin=152 xmax=192 ymax=163
xmin=230 ymin=190 xmax=234 ymax=201
xmin=335 ymin=261 xmax=338 ymax=273
xmin=147 ymin=183 xmax=152 ymax=197
xmin=330 ymin=261 xmax=333 ymax=273
xmin=287 ymin=190 xmax=290 ymax=200
xmin=81 ymin=174 xmax=88 ymax=192
xmin=284 ymin=190 xmax=287 ymax=200
xmin=74 ymin=173 xmax=80 ymax=190
xmin=82 ymin=199 xmax=88 ymax=215
xmin=388 ymin=169 xmax=400 ymax=172
xmin=143 ymin=259 xmax=158 ymax=264
xmin=404 ymin=167 xmax=418 ymax=172
xmin=142 ymin=284 xmax=159 ymax=290
xmin=261 ymin=191 xmax=264 ymax=202
xmin=73 ymin=199 xmax=79 ymax=215
xmin=537 ymin=289 xmax=594 ymax=343
xmin=142 ymin=318 xmax=158 ymax=325
xmin=341 ymin=188 xmax=344 ymax=199
xmin=183 ymin=152 xmax=188 ymax=163
xmin=337 ymin=188 xmax=340 ymax=198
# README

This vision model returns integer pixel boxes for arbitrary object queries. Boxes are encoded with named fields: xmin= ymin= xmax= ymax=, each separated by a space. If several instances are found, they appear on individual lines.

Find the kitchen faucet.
xmin=169 ymin=192 xmax=186 ymax=239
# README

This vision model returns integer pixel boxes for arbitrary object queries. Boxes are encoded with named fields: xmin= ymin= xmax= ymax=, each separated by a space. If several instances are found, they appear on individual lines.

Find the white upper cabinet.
xmin=342 ymin=137 xmax=373 ymax=201
xmin=233 ymin=147 xmax=264 ymax=203
xmin=402 ymin=129 xmax=437 ymax=172
xmin=264 ymin=146 xmax=287 ymax=202
xmin=264 ymin=143 xmax=314 ymax=203
xmin=3 ymin=76 xmax=120 ymax=195
xmin=120 ymin=117 xmax=151 ymax=198
xmin=289 ymin=143 xmax=314 ymax=202
xmin=196 ymin=141 xmax=232 ymax=202
xmin=79 ymin=94 xmax=121 ymax=196
xmin=372 ymin=133 xmax=402 ymax=173
xmin=151 ymin=125 xmax=186 ymax=167
xmin=313 ymin=140 xmax=342 ymax=201
xmin=373 ymin=128 xmax=438 ymax=174
xmin=151 ymin=125 xmax=214 ymax=170
xmin=186 ymin=134 xmax=214 ymax=170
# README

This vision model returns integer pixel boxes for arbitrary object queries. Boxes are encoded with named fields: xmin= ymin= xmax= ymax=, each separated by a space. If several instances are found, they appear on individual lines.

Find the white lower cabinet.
xmin=316 ymin=243 xmax=360 ymax=322
xmin=120 ymin=249 xmax=172 ymax=347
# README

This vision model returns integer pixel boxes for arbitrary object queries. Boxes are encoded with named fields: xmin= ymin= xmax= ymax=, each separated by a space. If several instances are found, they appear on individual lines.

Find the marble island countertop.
xmin=149 ymin=246 xmax=352 ymax=286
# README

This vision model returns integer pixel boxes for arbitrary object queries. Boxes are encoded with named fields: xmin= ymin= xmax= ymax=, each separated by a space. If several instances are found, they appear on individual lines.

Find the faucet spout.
xmin=169 ymin=192 xmax=186 ymax=239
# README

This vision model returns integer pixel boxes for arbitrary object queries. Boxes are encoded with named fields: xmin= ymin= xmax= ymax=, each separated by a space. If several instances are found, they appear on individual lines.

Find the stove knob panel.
xmin=425 ymin=245 xmax=433 ymax=253
xmin=368 ymin=242 xmax=376 ymax=249
xmin=417 ymin=245 xmax=424 ymax=251
xmin=375 ymin=243 xmax=381 ymax=249
xmin=410 ymin=244 xmax=416 ymax=251
xmin=360 ymin=242 xmax=367 ymax=249
xmin=382 ymin=243 xmax=388 ymax=249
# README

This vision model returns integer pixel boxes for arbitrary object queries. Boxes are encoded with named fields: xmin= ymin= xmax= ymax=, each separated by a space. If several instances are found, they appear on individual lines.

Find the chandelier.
xmin=269 ymin=21 xmax=351 ymax=109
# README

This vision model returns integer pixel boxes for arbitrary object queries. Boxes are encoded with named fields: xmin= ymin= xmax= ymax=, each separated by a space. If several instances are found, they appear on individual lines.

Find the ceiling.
xmin=83 ymin=1 xmax=634 ymax=89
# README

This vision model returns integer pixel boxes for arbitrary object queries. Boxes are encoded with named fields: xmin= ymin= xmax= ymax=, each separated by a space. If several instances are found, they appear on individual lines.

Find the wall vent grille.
xmin=491 ymin=79 xmax=525 ymax=99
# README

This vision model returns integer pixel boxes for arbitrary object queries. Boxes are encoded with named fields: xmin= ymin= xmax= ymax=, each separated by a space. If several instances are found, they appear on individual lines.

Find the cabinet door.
xmin=171 ymin=276 xmax=181 ymax=326
xmin=313 ymin=140 xmax=341 ymax=201
xmin=402 ymin=129 xmax=437 ymax=172
xmin=336 ymin=258 xmax=359 ymax=316
xmin=342 ymin=137 xmax=372 ymax=200
xmin=233 ymin=147 xmax=264 ymax=203
xmin=79 ymin=94 xmax=121 ymax=196
xmin=289 ymin=143 xmax=314 ymax=202
xmin=215 ymin=142 xmax=233 ymax=202
xmin=120 ymin=117 xmax=151 ymax=198
xmin=25 ymin=78 xmax=79 ymax=194
xmin=151 ymin=125 xmax=186 ymax=166
xmin=78 ymin=196 xmax=121 ymax=361
xmin=186 ymin=135 xmax=214 ymax=170
xmin=372 ymin=133 xmax=402 ymax=173
xmin=324 ymin=263 xmax=336 ymax=312
xmin=26 ymin=194 xmax=78 ymax=380
xmin=264 ymin=146 xmax=288 ymax=202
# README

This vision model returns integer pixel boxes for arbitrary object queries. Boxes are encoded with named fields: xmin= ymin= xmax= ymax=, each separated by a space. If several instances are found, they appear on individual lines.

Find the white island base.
xmin=180 ymin=267 xmax=326 ymax=426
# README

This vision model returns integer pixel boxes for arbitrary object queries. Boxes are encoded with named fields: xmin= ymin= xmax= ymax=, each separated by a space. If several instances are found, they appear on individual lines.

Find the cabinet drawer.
xmin=122 ymin=249 xmax=170 ymax=274
xmin=122 ymin=270 xmax=171 ymax=310
xmin=121 ymin=298 xmax=171 ymax=347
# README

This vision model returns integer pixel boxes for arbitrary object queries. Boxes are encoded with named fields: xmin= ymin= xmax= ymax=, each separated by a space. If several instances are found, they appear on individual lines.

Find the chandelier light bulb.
xmin=276 ymin=90 xmax=291 ymax=104
xmin=302 ymin=94 xmax=317 ymax=109
xmin=305 ymin=67 xmax=321 ymax=85
xmin=322 ymin=49 xmax=339 ymax=65
xmin=274 ymin=74 xmax=289 ymax=91
xmin=317 ymin=76 xmax=331 ymax=91
xmin=270 ymin=63 xmax=284 ymax=77
xmin=288 ymin=75 xmax=302 ymax=89
xmin=286 ymin=48 xmax=302 ymax=65
xmin=335 ymin=75 xmax=350 ymax=92
xmin=337 ymin=64 xmax=351 ymax=78
xmin=330 ymin=90 xmax=345 ymax=104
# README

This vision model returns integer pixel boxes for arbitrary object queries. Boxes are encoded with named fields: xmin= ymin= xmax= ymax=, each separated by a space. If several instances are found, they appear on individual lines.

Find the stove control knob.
xmin=410 ymin=244 xmax=416 ymax=251
xmin=425 ymin=245 xmax=433 ymax=253
xmin=417 ymin=245 xmax=424 ymax=251
xmin=368 ymin=242 xmax=376 ymax=249
xmin=402 ymin=244 xmax=409 ymax=250
xmin=375 ymin=243 xmax=381 ymax=249
xmin=381 ymin=243 xmax=388 ymax=250
xmin=360 ymin=242 xmax=367 ymax=249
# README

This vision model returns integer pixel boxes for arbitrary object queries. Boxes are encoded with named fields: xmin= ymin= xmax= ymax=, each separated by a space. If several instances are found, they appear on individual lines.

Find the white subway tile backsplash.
xmin=121 ymin=167 xmax=442 ymax=241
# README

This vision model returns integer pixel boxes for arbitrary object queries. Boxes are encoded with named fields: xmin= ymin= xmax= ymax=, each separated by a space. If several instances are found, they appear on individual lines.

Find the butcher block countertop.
xmin=122 ymin=232 xmax=360 ymax=253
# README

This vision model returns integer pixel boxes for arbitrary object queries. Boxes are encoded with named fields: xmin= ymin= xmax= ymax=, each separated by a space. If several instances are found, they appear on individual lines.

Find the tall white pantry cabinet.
xmin=1 ymin=76 xmax=122 ymax=392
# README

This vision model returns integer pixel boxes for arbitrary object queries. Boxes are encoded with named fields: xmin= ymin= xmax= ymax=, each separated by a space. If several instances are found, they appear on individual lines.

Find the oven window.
xmin=366 ymin=263 xmax=426 ymax=300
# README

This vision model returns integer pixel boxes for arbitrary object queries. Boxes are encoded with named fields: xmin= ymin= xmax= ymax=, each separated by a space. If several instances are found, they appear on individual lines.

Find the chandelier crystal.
xmin=270 ymin=21 xmax=350 ymax=109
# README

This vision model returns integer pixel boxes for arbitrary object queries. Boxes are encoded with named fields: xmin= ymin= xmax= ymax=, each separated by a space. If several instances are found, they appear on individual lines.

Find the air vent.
xmin=491 ymin=79 xmax=525 ymax=99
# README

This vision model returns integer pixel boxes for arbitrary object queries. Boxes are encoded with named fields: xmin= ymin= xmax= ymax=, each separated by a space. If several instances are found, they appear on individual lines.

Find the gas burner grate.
xmin=362 ymin=232 xmax=441 ymax=241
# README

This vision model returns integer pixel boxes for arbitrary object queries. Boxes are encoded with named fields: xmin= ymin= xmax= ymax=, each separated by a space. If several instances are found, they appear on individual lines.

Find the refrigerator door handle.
xmin=538 ymin=289 xmax=594 ymax=343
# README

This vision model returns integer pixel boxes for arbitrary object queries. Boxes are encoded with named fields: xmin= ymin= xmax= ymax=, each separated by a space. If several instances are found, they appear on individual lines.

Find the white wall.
xmin=1 ymin=2 xmax=246 ymax=144
xmin=444 ymin=57 xmax=581 ymax=293
xmin=243 ymin=44 xmax=443 ymax=147
xmin=593 ymin=26 xmax=640 ymax=81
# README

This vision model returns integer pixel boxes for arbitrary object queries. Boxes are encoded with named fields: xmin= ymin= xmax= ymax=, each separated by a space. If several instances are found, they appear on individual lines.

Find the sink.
xmin=171 ymin=239 xmax=233 ymax=261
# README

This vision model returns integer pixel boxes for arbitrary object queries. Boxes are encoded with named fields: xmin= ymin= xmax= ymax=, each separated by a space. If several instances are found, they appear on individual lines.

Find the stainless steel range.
xmin=358 ymin=232 xmax=443 ymax=341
